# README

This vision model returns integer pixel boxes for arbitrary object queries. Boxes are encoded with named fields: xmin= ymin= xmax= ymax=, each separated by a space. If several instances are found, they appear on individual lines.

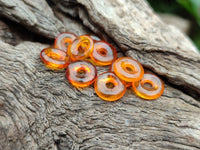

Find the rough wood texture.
xmin=158 ymin=13 xmax=191 ymax=35
xmin=52 ymin=0 xmax=200 ymax=98
xmin=0 ymin=0 xmax=200 ymax=149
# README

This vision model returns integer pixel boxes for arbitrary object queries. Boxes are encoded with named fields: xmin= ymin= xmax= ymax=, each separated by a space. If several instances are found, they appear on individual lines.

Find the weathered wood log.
xmin=0 ymin=0 xmax=200 ymax=149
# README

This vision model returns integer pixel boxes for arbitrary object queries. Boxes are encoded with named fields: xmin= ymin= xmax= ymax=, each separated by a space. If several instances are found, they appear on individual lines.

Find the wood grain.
xmin=0 ymin=0 xmax=200 ymax=149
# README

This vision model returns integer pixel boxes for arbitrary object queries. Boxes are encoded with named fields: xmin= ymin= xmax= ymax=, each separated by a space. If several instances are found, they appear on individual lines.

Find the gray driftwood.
xmin=0 ymin=0 xmax=200 ymax=149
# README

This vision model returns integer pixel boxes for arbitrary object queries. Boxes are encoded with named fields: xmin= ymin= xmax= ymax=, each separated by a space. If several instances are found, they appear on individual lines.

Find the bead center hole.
xmin=144 ymin=82 xmax=153 ymax=88
xmin=78 ymin=40 xmax=90 ymax=55
xmin=126 ymin=66 xmax=133 ymax=72
xmin=141 ymin=80 xmax=157 ymax=91
xmin=64 ymin=39 xmax=71 ymax=48
xmin=65 ymin=42 xmax=70 ymax=48
xmin=97 ymin=48 xmax=107 ymax=56
xmin=124 ymin=64 xmax=137 ymax=74
xmin=77 ymin=67 xmax=86 ymax=78
xmin=106 ymin=82 xmax=115 ymax=89
xmin=78 ymin=46 xmax=86 ymax=55
xmin=48 ymin=49 xmax=66 ymax=61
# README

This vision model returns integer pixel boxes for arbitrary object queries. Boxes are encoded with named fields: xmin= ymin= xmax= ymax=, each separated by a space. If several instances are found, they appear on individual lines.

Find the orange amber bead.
xmin=94 ymin=72 xmax=126 ymax=101
xmin=113 ymin=57 xmax=144 ymax=82
xmin=54 ymin=32 xmax=76 ymax=52
xmin=40 ymin=48 xmax=69 ymax=70
xmin=90 ymin=41 xmax=117 ymax=66
xmin=132 ymin=73 xmax=164 ymax=100
xmin=66 ymin=61 xmax=97 ymax=87
xmin=109 ymin=63 xmax=132 ymax=87
xmin=68 ymin=35 xmax=94 ymax=61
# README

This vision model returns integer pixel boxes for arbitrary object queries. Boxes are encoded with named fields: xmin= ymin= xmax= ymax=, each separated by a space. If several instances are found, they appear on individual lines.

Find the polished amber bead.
xmin=90 ymin=41 xmax=117 ymax=66
xmin=66 ymin=61 xmax=97 ymax=87
xmin=132 ymin=73 xmax=164 ymax=100
xmin=40 ymin=48 xmax=69 ymax=70
xmin=68 ymin=35 xmax=94 ymax=61
xmin=54 ymin=32 xmax=76 ymax=52
xmin=113 ymin=57 xmax=144 ymax=82
xmin=94 ymin=72 xmax=126 ymax=101
xmin=109 ymin=63 xmax=132 ymax=87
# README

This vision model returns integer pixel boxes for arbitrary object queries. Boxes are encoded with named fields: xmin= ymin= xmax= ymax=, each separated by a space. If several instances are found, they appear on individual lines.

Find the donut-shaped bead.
xmin=90 ymin=41 xmax=117 ymax=66
xmin=54 ymin=32 xmax=76 ymax=52
xmin=132 ymin=73 xmax=164 ymax=100
xmin=94 ymin=72 xmax=126 ymax=101
xmin=113 ymin=57 xmax=144 ymax=82
xmin=40 ymin=48 xmax=69 ymax=70
xmin=68 ymin=35 xmax=94 ymax=61
xmin=66 ymin=61 xmax=97 ymax=87
xmin=109 ymin=63 xmax=132 ymax=87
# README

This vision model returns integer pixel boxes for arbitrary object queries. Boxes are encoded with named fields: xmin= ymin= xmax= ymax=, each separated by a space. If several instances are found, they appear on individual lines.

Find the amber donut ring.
xmin=94 ymin=72 xmax=126 ymax=101
xmin=66 ymin=60 xmax=97 ymax=87
xmin=54 ymin=32 xmax=76 ymax=51
xmin=40 ymin=48 xmax=69 ymax=70
xmin=132 ymin=73 xmax=164 ymax=100
xmin=68 ymin=35 xmax=94 ymax=61
xmin=90 ymin=41 xmax=117 ymax=66
xmin=113 ymin=57 xmax=144 ymax=82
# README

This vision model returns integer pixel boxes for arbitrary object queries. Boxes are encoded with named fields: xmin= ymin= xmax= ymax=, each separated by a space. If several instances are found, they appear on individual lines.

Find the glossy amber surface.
xmin=132 ymin=73 xmax=164 ymax=100
xmin=68 ymin=35 xmax=94 ymax=61
xmin=54 ymin=32 xmax=76 ymax=52
xmin=94 ymin=72 xmax=126 ymax=101
xmin=90 ymin=41 xmax=117 ymax=66
xmin=40 ymin=48 xmax=69 ymax=70
xmin=66 ymin=61 xmax=97 ymax=87
xmin=113 ymin=57 xmax=144 ymax=82
xmin=109 ymin=63 xmax=132 ymax=87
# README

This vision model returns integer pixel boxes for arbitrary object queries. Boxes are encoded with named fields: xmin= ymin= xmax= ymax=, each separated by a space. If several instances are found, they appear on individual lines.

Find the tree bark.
xmin=0 ymin=0 xmax=200 ymax=149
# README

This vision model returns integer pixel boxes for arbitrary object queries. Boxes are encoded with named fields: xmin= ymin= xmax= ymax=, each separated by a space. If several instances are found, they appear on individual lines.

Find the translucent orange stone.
xmin=109 ymin=63 xmax=132 ymax=87
xmin=68 ymin=35 xmax=94 ymax=61
xmin=94 ymin=72 xmax=126 ymax=101
xmin=40 ymin=48 xmax=69 ymax=70
xmin=66 ymin=61 xmax=97 ymax=87
xmin=132 ymin=73 xmax=164 ymax=100
xmin=90 ymin=41 xmax=117 ymax=66
xmin=54 ymin=32 xmax=76 ymax=52
xmin=113 ymin=57 xmax=144 ymax=82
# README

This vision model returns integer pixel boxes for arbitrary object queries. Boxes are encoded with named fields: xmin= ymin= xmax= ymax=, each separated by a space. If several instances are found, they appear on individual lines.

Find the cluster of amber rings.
xmin=40 ymin=32 xmax=164 ymax=101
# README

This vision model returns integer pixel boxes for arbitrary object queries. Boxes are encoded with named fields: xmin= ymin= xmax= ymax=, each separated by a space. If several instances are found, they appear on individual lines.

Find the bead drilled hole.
xmin=97 ymin=48 xmax=107 ymax=56
xmin=141 ymin=80 xmax=157 ymax=91
xmin=65 ymin=42 xmax=70 ymax=48
xmin=76 ymin=68 xmax=86 ymax=78
xmin=124 ymin=64 xmax=137 ymax=73
xmin=64 ymin=39 xmax=71 ymax=48
xmin=125 ymin=66 xmax=133 ymax=72
xmin=106 ymin=82 xmax=115 ymax=89
xmin=144 ymin=82 xmax=153 ymax=88
xmin=77 ymin=40 xmax=90 ymax=55
xmin=78 ymin=46 xmax=86 ymax=55
xmin=48 ymin=49 xmax=66 ymax=61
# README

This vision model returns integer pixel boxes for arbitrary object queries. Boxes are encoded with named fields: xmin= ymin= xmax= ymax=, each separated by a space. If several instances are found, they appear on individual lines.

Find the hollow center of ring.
xmin=124 ymin=64 xmax=136 ymax=74
xmin=78 ymin=45 xmax=86 ymax=55
xmin=77 ymin=40 xmax=90 ymax=55
xmin=141 ymin=80 xmax=157 ymax=91
xmin=97 ymin=48 xmax=107 ymax=56
xmin=77 ymin=68 xmax=86 ymax=78
xmin=144 ymin=82 xmax=153 ymax=88
xmin=64 ymin=39 xmax=71 ymax=48
xmin=106 ymin=81 xmax=115 ymax=89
